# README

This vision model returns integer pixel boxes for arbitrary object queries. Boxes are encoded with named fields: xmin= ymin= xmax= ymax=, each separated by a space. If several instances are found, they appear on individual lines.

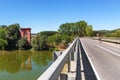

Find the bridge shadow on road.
xmin=75 ymin=42 xmax=82 ymax=80
xmin=76 ymin=40 xmax=97 ymax=80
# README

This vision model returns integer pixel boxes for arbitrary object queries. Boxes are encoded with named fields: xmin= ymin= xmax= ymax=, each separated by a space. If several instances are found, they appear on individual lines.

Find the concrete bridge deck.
xmin=81 ymin=38 xmax=120 ymax=80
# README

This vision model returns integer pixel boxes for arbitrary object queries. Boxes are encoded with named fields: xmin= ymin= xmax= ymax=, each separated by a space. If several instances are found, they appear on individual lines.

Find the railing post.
xmin=53 ymin=51 xmax=62 ymax=61
xmin=68 ymin=52 xmax=71 ymax=72
xmin=53 ymin=51 xmax=63 ymax=80
xmin=74 ymin=52 xmax=77 ymax=61
xmin=71 ymin=49 xmax=74 ymax=61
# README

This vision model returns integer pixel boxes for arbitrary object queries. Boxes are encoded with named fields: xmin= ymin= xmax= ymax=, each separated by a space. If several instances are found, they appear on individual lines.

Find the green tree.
xmin=17 ymin=37 xmax=29 ymax=50
xmin=86 ymin=25 xmax=93 ymax=37
xmin=38 ymin=35 xmax=48 ymax=50
xmin=0 ymin=27 xmax=7 ymax=49
xmin=115 ymin=30 xmax=120 ymax=37
xmin=32 ymin=33 xmax=48 ymax=51
xmin=6 ymin=23 xmax=21 ymax=49
xmin=76 ymin=21 xmax=87 ymax=36
xmin=47 ymin=35 xmax=56 ymax=46
xmin=0 ymin=39 xmax=7 ymax=49
xmin=33 ymin=35 xmax=40 ymax=50
xmin=0 ymin=27 xmax=6 ymax=39
xmin=58 ymin=20 xmax=88 ymax=37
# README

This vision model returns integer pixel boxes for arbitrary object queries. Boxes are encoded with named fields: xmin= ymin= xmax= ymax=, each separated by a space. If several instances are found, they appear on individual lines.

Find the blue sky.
xmin=0 ymin=0 xmax=120 ymax=33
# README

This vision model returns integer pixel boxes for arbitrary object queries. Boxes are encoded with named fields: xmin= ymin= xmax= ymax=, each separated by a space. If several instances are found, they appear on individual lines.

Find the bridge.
xmin=37 ymin=37 xmax=120 ymax=80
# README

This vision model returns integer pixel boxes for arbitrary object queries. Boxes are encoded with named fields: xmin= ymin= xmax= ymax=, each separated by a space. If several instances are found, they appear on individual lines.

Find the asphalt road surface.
xmin=80 ymin=38 xmax=120 ymax=80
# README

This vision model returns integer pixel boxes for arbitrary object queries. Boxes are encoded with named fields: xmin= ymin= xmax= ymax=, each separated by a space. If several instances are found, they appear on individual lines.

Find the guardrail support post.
xmin=53 ymin=51 xmax=62 ymax=61
xmin=70 ymin=49 xmax=73 ymax=61
xmin=68 ymin=52 xmax=71 ymax=72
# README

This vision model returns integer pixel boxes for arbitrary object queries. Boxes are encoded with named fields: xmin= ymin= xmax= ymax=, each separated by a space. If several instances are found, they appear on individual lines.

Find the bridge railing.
xmin=37 ymin=37 xmax=79 ymax=80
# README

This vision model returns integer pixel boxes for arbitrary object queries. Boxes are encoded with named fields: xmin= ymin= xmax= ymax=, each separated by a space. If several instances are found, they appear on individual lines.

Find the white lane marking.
xmin=94 ymin=44 xmax=120 ymax=57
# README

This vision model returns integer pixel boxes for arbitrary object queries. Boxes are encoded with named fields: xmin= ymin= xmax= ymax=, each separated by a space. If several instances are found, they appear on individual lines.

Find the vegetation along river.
xmin=0 ymin=50 xmax=53 ymax=80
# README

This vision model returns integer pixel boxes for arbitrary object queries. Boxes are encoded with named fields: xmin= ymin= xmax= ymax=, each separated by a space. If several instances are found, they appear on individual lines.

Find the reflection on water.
xmin=0 ymin=50 xmax=52 ymax=80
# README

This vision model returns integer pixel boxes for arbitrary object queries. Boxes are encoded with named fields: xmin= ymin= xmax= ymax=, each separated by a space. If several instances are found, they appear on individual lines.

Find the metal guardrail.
xmin=37 ymin=37 xmax=78 ymax=80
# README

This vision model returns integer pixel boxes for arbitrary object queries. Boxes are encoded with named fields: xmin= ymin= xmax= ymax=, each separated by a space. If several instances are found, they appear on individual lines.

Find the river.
xmin=0 ymin=50 xmax=53 ymax=80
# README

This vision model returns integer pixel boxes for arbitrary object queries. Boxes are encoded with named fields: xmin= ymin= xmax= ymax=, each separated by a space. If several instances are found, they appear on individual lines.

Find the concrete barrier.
xmin=37 ymin=37 xmax=78 ymax=80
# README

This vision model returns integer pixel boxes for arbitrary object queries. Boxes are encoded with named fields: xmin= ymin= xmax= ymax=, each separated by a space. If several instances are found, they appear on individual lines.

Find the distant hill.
xmin=93 ymin=28 xmax=120 ymax=37
xmin=114 ymin=28 xmax=120 ymax=31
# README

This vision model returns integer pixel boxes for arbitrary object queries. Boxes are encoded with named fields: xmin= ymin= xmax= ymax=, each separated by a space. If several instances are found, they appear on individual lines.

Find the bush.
xmin=33 ymin=45 xmax=39 ymax=51
xmin=17 ymin=37 xmax=30 ymax=50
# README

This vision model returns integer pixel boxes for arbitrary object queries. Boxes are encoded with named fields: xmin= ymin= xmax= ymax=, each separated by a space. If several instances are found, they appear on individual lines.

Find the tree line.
xmin=0 ymin=24 xmax=30 ymax=50
xmin=0 ymin=21 xmax=93 ymax=50
xmin=58 ymin=21 xmax=93 ymax=37
xmin=1 ymin=20 xmax=119 ymax=51
xmin=31 ymin=31 xmax=71 ymax=51
xmin=93 ymin=28 xmax=120 ymax=37
xmin=31 ymin=20 xmax=93 ymax=51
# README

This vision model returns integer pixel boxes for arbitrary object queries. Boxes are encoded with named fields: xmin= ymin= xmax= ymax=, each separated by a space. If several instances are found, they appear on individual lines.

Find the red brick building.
xmin=20 ymin=28 xmax=31 ymax=44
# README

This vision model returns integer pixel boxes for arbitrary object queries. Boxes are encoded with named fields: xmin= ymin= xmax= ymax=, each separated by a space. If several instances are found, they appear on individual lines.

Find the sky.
xmin=0 ymin=0 xmax=120 ymax=33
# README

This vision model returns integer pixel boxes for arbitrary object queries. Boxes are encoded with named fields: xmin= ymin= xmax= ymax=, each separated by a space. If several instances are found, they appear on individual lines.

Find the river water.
xmin=0 ymin=50 xmax=53 ymax=80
